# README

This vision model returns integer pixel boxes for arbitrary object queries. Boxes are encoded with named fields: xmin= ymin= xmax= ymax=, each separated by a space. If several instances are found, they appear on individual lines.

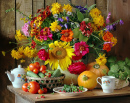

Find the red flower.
xmin=103 ymin=43 xmax=111 ymax=52
xmin=31 ymin=40 xmax=36 ymax=49
xmin=37 ymin=49 xmax=49 ymax=61
xmin=68 ymin=62 xmax=86 ymax=74
xmin=72 ymin=52 xmax=82 ymax=61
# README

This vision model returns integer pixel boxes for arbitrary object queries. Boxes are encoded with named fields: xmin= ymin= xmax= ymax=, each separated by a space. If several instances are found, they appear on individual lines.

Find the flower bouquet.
xmin=3 ymin=1 xmax=123 ymax=85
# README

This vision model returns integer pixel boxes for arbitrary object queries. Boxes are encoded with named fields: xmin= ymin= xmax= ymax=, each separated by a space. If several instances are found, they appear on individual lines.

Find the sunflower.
xmin=45 ymin=41 xmax=75 ymax=70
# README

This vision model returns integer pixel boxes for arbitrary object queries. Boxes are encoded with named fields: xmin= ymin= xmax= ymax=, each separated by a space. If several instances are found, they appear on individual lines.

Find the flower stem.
xmin=91 ymin=34 xmax=102 ymax=42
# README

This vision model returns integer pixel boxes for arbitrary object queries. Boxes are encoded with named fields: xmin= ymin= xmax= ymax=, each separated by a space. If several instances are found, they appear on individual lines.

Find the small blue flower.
xmin=75 ymin=6 xmax=87 ymax=13
xmin=59 ymin=24 xmax=64 ymax=27
xmin=64 ymin=24 xmax=68 ymax=29
xmin=119 ymin=19 xmax=124 ymax=25
xmin=58 ymin=18 xmax=64 ymax=22
xmin=66 ymin=17 xmax=69 ymax=22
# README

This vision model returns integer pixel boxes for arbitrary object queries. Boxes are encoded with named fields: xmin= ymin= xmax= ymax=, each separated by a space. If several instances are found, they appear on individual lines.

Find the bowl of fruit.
xmin=26 ymin=62 xmax=65 ymax=90
xmin=53 ymin=84 xmax=88 ymax=96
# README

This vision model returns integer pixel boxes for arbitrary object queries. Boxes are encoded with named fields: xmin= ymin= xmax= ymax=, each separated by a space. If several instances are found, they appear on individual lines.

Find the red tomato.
xmin=34 ymin=62 xmax=40 ymax=69
xmin=40 ymin=65 xmax=46 ymax=72
xmin=43 ymin=88 xmax=47 ymax=93
xmin=33 ymin=68 xmax=39 ymax=74
xmin=42 ymin=70 xmax=46 ymax=74
xmin=28 ymin=81 xmax=40 ymax=94
xmin=38 ymin=89 xmax=44 ymax=94
xmin=29 ymin=63 xmax=36 ymax=71
xmin=22 ymin=83 xmax=28 ymax=92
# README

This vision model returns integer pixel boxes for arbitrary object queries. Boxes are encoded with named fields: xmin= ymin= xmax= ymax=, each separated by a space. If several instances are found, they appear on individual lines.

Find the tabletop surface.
xmin=7 ymin=85 xmax=130 ymax=103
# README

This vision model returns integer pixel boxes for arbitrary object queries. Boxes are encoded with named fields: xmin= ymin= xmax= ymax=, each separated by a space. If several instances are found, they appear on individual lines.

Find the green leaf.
xmin=117 ymin=60 xmax=125 ymax=69
xmin=89 ymin=44 xmax=94 ymax=47
xmin=77 ymin=11 xmax=84 ymax=22
xmin=108 ymin=71 xmax=119 ymax=78
xmin=109 ymin=62 xmax=115 ymax=67
xmin=124 ymin=66 xmax=130 ymax=75
xmin=84 ymin=5 xmax=88 ymax=8
xmin=79 ymin=33 xmax=89 ymax=42
xmin=72 ymin=28 xmax=81 ymax=38
xmin=79 ymin=86 xmax=84 ymax=91
xmin=83 ymin=18 xmax=89 ymax=23
xmin=88 ymin=4 xmax=96 ymax=11
xmin=110 ymin=64 xmax=119 ymax=73
xmin=107 ymin=56 xmax=117 ymax=63
xmin=119 ymin=71 xmax=128 ymax=80
xmin=125 ymin=57 xmax=130 ymax=66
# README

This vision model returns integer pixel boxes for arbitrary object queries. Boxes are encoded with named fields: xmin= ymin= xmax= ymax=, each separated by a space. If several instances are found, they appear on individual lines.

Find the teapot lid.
xmin=11 ymin=65 xmax=25 ymax=73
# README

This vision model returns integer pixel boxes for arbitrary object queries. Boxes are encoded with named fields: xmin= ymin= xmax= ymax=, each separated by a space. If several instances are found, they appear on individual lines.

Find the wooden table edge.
xmin=7 ymin=85 xmax=130 ymax=103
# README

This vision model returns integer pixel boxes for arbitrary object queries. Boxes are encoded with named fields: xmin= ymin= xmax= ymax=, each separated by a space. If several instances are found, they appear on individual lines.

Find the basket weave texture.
xmin=26 ymin=74 xmax=65 ymax=90
xmin=115 ymin=78 xmax=129 ymax=89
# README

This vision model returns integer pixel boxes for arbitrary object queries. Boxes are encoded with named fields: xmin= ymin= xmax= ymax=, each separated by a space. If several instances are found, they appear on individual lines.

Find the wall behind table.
xmin=107 ymin=0 xmax=130 ymax=60
xmin=2 ymin=0 xmax=130 ymax=103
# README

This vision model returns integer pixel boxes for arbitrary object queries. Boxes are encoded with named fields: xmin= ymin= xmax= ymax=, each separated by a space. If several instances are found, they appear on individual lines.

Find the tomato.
xmin=43 ymin=88 xmax=47 ymax=94
xmin=33 ymin=68 xmax=39 ymax=74
xmin=28 ymin=81 xmax=40 ymax=94
xmin=29 ymin=63 xmax=36 ymax=71
xmin=22 ymin=83 xmax=28 ymax=92
xmin=46 ymin=73 xmax=51 ymax=77
xmin=38 ymin=89 xmax=44 ymax=94
xmin=34 ymin=62 xmax=40 ymax=69
xmin=40 ymin=65 xmax=46 ymax=72
xmin=42 ymin=70 xmax=46 ymax=74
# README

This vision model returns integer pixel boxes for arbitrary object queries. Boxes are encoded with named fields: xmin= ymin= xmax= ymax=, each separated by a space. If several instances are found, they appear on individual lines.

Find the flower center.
xmin=79 ymin=46 xmax=84 ymax=51
xmin=64 ymin=32 xmax=69 ymax=37
xmin=43 ymin=31 xmax=48 ymax=36
xmin=51 ymin=47 xmax=67 ymax=59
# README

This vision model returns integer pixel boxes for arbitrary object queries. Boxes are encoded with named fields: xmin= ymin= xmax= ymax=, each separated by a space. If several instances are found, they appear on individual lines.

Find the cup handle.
xmin=96 ymin=77 xmax=102 ymax=87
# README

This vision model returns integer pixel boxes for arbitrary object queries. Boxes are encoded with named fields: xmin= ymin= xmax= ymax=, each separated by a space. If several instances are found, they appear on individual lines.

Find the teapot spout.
xmin=5 ymin=71 xmax=14 ymax=82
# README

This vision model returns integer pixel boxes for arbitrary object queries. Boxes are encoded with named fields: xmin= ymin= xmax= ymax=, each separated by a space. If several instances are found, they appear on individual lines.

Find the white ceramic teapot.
xmin=5 ymin=65 xmax=26 ymax=88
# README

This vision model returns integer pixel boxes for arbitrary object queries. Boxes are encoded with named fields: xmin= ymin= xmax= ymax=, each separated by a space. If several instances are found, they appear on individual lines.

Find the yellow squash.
xmin=78 ymin=71 xmax=97 ymax=90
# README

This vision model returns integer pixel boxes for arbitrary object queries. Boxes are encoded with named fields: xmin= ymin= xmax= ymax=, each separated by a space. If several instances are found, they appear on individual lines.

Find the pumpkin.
xmin=78 ymin=71 xmax=97 ymax=90
xmin=86 ymin=62 xmax=109 ymax=77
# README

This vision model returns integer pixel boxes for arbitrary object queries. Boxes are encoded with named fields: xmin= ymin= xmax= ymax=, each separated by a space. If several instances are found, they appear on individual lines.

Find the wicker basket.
xmin=115 ymin=78 xmax=129 ymax=89
xmin=26 ymin=74 xmax=65 ymax=90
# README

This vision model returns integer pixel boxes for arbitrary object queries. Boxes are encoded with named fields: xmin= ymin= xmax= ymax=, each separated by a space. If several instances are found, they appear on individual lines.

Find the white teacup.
xmin=97 ymin=76 xmax=115 ymax=93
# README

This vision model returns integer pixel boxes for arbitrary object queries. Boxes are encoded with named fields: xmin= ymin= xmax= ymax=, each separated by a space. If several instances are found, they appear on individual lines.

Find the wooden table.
xmin=7 ymin=85 xmax=130 ymax=103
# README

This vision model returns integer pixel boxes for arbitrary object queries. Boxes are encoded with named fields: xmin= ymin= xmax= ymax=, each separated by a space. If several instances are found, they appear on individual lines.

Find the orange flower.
xmin=103 ymin=31 xmax=113 ymax=41
xmin=103 ymin=43 xmax=111 ymax=52
xmin=60 ymin=29 xmax=73 ymax=42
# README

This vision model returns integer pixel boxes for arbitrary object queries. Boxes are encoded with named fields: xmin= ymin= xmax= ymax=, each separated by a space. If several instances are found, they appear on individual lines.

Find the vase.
xmin=57 ymin=65 xmax=78 ymax=85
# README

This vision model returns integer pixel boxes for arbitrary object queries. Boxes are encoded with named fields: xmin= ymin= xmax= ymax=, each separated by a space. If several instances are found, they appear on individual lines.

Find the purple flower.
xmin=109 ymin=25 xmax=113 ymax=30
xmin=119 ymin=19 xmax=124 ymax=25
xmin=64 ymin=24 xmax=68 ymax=29
xmin=106 ymin=12 xmax=111 ymax=24
xmin=66 ymin=16 xmax=69 ymax=22
xmin=104 ymin=42 xmax=113 ymax=47
xmin=59 ymin=24 xmax=63 ymax=27
xmin=58 ymin=18 xmax=64 ymax=22
xmin=105 ymin=24 xmax=116 ymax=31
xmin=75 ymin=6 xmax=87 ymax=13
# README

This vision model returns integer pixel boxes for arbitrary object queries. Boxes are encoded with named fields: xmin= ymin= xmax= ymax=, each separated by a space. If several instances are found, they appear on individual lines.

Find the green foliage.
xmin=87 ymin=4 xmax=96 ymax=11
xmin=77 ymin=11 xmax=84 ymax=22
xmin=62 ymin=84 xmax=84 ymax=92
xmin=107 ymin=56 xmax=130 ymax=81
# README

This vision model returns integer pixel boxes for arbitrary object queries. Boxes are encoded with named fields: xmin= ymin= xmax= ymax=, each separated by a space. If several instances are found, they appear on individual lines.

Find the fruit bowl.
xmin=53 ymin=86 xmax=88 ymax=96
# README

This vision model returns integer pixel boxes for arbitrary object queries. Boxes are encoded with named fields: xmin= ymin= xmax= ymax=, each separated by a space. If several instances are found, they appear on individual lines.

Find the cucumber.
xmin=27 ymin=71 xmax=39 ymax=78
xmin=38 ymin=72 xmax=45 ymax=78
xmin=51 ymin=69 xmax=62 ymax=77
